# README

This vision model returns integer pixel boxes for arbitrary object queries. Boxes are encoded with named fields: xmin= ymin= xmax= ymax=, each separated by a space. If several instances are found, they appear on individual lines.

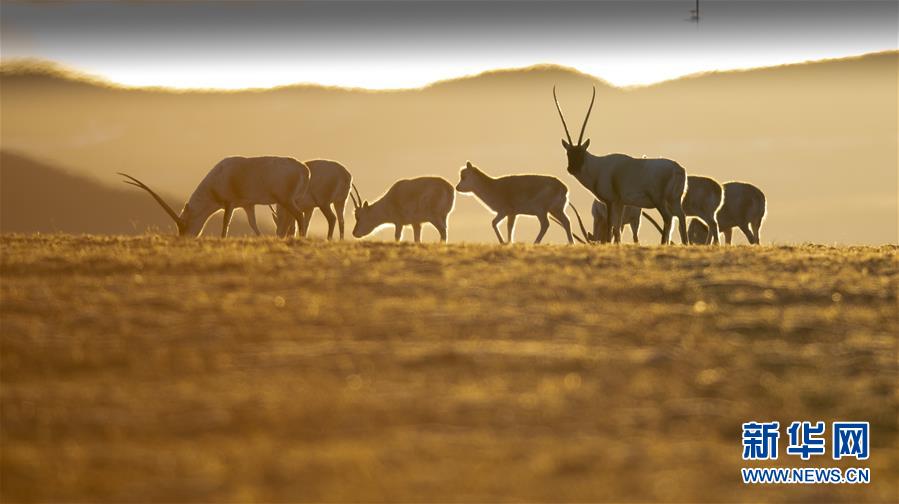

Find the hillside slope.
xmin=0 ymin=151 xmax=262 ymax=235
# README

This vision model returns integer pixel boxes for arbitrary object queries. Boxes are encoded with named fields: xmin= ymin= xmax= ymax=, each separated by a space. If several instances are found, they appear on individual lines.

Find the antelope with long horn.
xmin=272 ymin=159 xmax=352 ymax=240
xmin=553 ymin=86 xmax=689 ymax=245
xmin=120 ymin=156 xmax=310 ymax=237
xmin=455 ymin=161 xmax=573 ymax=244
xmin=351 ymin=177 xmax=455 ymax=243
xmin=688 ymin=181 xmax=767 ymax=245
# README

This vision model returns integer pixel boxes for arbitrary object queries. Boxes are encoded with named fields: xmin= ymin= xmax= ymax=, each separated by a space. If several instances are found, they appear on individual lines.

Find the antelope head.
xmin=454 ymin=161 xmax=480 ymax=193
xmin=119 ymin=172 xmax=191 ymax=236
xmin=349 ymin=183 xmax=375 ymax=238
xmin=553 ymin=85 xmax=596 ymax=176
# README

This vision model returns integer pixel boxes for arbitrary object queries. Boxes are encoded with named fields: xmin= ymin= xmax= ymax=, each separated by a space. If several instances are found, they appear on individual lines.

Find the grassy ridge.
xmin=1 ymin=235 xmax=897 ymax=502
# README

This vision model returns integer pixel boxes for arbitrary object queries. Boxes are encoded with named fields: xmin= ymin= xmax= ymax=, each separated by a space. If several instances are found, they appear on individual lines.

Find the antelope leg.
xmin=221 ymin=205 xmax=234 ymax=238
xmin=244 ymin=206 xmax=261 ymax=236
xmin=534 ymin=214 xmax=550 ymax=244
xmin=506 ymin=214 xmax=517 ymax=244
xmin=491 ymin=214 xmax=506 ymax=244
xmin=432 ymin=218 xmax=448 ymax=243
xmin=319 ymin=205 xmax=337 ymax=240
xmin=723 ymin=227 xmax=733 ymax=245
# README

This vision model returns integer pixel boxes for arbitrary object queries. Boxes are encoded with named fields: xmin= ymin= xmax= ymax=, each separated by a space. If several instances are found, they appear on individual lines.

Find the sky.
xmin=1 ymin=1 xmax=897 ymax=90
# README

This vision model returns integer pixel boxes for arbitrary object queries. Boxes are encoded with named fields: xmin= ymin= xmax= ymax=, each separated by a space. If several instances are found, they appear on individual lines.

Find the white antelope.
xmin=455 ymin=161 xmax=574 ymax=244
xmin=554 ymin=86 xmax=689 ymax=245
xmin=272 ymin=159 xmax=352 ymax=240
xmin=351 ymin=177 xmax=455 ymax=243
xmin=120 ymin=156 xmax=310 ymax=237
xmin=688 ymin=181 xmax=767 ymax=245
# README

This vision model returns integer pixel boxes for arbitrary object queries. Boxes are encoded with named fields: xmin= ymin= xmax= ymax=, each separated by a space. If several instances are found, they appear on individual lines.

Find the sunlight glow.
xmin=82 ymin=48 xmax=887 ymax=91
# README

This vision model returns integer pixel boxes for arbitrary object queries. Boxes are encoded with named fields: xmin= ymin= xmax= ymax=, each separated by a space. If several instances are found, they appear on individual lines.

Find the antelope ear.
xmin=466 ymin=161 xmax=473 ymax=169
xmin=562 ymin=139 xmax=571 ymax=150
xmin=582 ymin=139 xmax=590 ymax=149
xmin=363 ymin=201 xmax=369 ymax=208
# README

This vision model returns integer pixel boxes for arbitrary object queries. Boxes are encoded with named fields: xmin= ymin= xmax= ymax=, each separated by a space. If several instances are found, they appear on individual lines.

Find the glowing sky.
xmin=2 ymin=1 xmax=896 ymax=89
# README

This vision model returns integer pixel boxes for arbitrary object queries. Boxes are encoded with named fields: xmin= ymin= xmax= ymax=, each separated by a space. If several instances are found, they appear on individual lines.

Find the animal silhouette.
xmin=554 ymin=86 xmax=689 ymax=244
xmin=688 ymin=181 xmax=767 ymax=244
xmin=272 ymin=159 xmax=352 ymax=240
xmin=455 ymin=161 xmax=573 ymax=244
xmin=352 ymin=177 xmax=455 ymax=243
xmin=120 ymin=156 xmax=310 ymax=237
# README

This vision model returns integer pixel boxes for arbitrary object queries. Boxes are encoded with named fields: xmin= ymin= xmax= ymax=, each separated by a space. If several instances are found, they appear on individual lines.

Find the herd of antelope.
xmin=121 ymin=87 xmax=767 ymax=245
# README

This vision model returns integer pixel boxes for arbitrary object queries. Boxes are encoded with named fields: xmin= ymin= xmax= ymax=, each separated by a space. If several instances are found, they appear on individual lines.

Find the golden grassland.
xmin=1 ymin=234 xmax=897 ymax=502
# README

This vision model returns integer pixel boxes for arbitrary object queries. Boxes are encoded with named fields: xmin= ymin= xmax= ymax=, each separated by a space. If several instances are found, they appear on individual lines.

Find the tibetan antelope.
xmin=688 ymin=181 xmax=767 ymax=245
xmin=591 ymin=201 xmax=643 ymax=243
xmin=120 ymin=156 xmax=310 ymax=237
xmin=351 ymin=177 xmax=455 ymax=243
xmin=553 ymin=86 xmax=689 ymax=245
xmin=455 ymin=161 xmax=573 ymax=244
xmin=272 ymin=159 xmax=352 ymax=240
xmin=681 ymin=175 xmax=724 ymax=244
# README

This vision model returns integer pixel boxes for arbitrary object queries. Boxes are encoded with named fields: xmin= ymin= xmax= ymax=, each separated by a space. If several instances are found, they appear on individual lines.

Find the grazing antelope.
xmin=272 ymin=159 xmax=352 ymax=240
xmin=351 ymin=177 xmax=455 ymax=243
xmin=681 ymin=175 xmax=724 ymax=244
xmin=553 ymin=86 xmax=689 ymax=245
xmin=455 ymin=161 xmax=573 ymax=244
xmin=120 ymin=156 xmax=310 ymax=237
xmin=688 ymin=181 xmax=767 ymax=245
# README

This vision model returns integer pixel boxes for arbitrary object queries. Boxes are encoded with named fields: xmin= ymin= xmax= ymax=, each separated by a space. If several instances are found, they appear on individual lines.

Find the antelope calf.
xmin=455 ymin=161 xmax=573 ymax=244
xmin=564 ymin=202 xmax=661 ymax=244
xmin=120 ymin=156 xmax=310 ymax=237
xmin=591 ymin=201 xmax=643 ymax=243
xmin=688 ymin=181 xmax=767 ymax=244
xmin=273 ymin=159 xmax=352 ymax=240
xmin=681 ymin=175 xmax=724 ymax=244
xmin=351 ymin=177 xmax=455 ymax=243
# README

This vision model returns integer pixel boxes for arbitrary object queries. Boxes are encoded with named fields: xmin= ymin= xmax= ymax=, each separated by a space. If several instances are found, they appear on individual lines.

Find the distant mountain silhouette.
xmin=0 ymin=151 xmax=262 ymax=235
xmin=1 ymin=52 xmax=896 ymax=243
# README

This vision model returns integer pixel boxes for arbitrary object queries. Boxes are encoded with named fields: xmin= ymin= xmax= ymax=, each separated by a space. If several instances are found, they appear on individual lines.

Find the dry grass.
xmin=1 ymin=234 xmax=897 ymax=502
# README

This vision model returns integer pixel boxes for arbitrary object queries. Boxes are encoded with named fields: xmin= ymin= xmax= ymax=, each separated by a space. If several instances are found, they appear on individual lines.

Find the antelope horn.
xmin=577 ymin=86 xmax=596 ymax=146
xmin=569 ymin=203 xmax=592 ymax=244
xmin=549 ymin=214 xmax=586 ymax=244
xmin=641 ymin=211 xmax=665 ymax=235
xmin=351 ymin=183 xmax=362 ymax=209
xmin=553 ymin=85 xmax=573 ymax=145
xmin=118 ymin=172 xmax=184 ymax=230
